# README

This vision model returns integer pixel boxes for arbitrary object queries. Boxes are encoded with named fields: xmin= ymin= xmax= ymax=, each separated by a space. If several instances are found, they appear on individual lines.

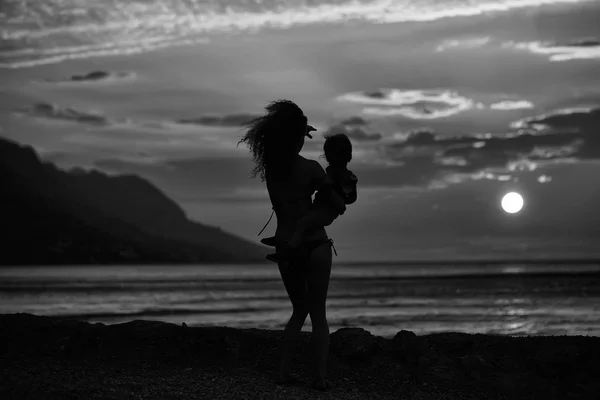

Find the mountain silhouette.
xmin=0 ymin=137 xmax=267 ymax=265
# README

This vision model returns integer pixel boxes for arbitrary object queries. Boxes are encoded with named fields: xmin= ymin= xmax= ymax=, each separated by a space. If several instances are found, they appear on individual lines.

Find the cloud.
xmin=506 ymin=37 xmax=600 ymax=61
xmin=511 ymin=107 xmax=599 ymax=132
xmin=336 ymin=89 xmax=479 ymax=120
xmin=513 ymin=107 xmax=600 ymax=160
xmin=176 ymin=113 xmax=261 ymax=127
xmin=339 ymin=116 xmax=369 ymax=126
xmin=343 ymin=128 xmax=382 ymax=142
xmin=1 ymin=36 xmax=211 ymax=69
xmin=14 ymin=102 xmax=112 ymax=126
xmin=323 ymin=117 xmax=382 ymax=142
xmin=43 ymin=70 xmax=136 ymax=84
xmin=402 ymin=130 xmax=439 ymax=145
xmin=489 ymin=100 xmax=534 ymax=110
xmin=14 ymin=102 xmax=265 ymax=135
xmin=436 ymin=37 xmax=490 ymax=52
xmin=375 ymin=107 xmax=600 ymax=189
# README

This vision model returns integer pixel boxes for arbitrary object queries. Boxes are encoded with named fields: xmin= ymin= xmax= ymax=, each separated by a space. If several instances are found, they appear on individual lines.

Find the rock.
xmin=330 ymin=327 xmax=381 ymax=361
xmin=389 ymin=330 xmax=438 ymax=369
xmin=389 ymin=330 xmax=419 ymax=363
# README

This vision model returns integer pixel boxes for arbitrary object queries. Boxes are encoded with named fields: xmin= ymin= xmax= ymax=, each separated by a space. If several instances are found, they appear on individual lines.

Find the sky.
xmin=1 ymin=0 xmax=599 ymax=262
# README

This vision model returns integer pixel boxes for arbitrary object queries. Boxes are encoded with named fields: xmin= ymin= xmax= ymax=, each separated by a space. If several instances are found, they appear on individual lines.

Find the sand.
xmin=1 ymin=313 xmax=599 ymax=399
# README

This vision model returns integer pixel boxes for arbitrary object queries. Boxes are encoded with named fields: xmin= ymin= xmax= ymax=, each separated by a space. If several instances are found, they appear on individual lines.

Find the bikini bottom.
xmin=304 ymin=237 xmax=337 ymax=256
xmin=275 ymin=237 xmax=337 ymax=264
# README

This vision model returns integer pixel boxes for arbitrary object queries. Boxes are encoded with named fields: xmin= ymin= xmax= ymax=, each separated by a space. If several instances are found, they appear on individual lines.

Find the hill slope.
xmin=0 ymin=137 xmax=267 ymax=265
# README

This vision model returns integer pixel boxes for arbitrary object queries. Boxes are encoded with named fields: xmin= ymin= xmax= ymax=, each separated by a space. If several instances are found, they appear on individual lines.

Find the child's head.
xmin=323 ymin=133 xmax=352 ymax=166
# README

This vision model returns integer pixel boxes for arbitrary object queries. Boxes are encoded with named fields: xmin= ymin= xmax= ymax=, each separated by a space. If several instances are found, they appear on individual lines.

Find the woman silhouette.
xmin=239 ymin=99 xmax=334 ymax=391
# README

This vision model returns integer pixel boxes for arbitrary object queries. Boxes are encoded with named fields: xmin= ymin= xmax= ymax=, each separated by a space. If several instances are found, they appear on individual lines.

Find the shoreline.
xmin=2 ymin=313 xmax=599 ymax=399
xmin=1 ymin=257 xmax=599 ymax=267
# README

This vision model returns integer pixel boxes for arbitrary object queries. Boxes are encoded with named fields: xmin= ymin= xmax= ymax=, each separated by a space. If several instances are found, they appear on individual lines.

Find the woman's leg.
xmin=277 ymin=257 xmax=309 ymax=380
xmin=305 ymin=241 xmax=333 ymax=386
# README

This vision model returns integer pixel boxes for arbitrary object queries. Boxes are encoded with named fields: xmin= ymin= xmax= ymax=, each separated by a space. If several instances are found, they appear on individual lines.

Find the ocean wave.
xmin=2 ymin=270 xmax=599 ymax=295
xmin=0 ymin=0 xmax=590 ymax=68
xmin=46 ymin=305 xmax=287 ymax=320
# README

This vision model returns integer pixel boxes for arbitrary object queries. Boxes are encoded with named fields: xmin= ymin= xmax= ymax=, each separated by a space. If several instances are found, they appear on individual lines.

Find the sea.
xmin=1 ymin=262 xmax=599 ymax=338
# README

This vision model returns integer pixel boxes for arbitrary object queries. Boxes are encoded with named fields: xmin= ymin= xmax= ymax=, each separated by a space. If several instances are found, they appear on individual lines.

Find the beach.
xmin=2 ymin=313 xmax=599 ymax=399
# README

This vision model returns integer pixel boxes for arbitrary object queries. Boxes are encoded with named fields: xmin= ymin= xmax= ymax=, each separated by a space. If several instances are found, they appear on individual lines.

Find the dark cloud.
xmin=176 ymin=113 xmax=261 ymax=127
xmin=323 ymin=117 xmax=382 ymax=142
xmin=339 ymin=116 xmax=368 ymax=126
xmin=376 ymin=107 xmax=600 ymax=188
xmin=354 ymin=157 xmax=446 ymax=188
xmin=403 ymin=129 xmax=439 ymax=145
xmin=14 ymin=102 xmax=262 ymax=132
xmin=364 ymin=90 xmax=387 ymax=99
xmin=509 ymin=37 xmax=600 ymax=61
xmin=343 ymin=128 xmax=382 ymax=142
xmin=513 ymin=108 xmax=600 ymax=133
xmin=14 ymin=102 xmax=111 ymax=126
xmin=46 ymin=70 xmax=135 ymax=83
xmin=551 ymin=38 xmax=600 ymax=48
xmin=442 ymin=132 xmax=581 ymax=161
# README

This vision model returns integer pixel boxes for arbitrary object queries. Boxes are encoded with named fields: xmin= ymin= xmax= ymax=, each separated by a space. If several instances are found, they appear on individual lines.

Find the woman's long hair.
xmin=238 ymin=99 xmax=307 ymax=182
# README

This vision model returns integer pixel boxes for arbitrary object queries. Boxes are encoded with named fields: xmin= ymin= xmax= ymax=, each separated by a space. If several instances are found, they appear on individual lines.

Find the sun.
xmin=501 ymin=192 xmax=524 ymax=214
